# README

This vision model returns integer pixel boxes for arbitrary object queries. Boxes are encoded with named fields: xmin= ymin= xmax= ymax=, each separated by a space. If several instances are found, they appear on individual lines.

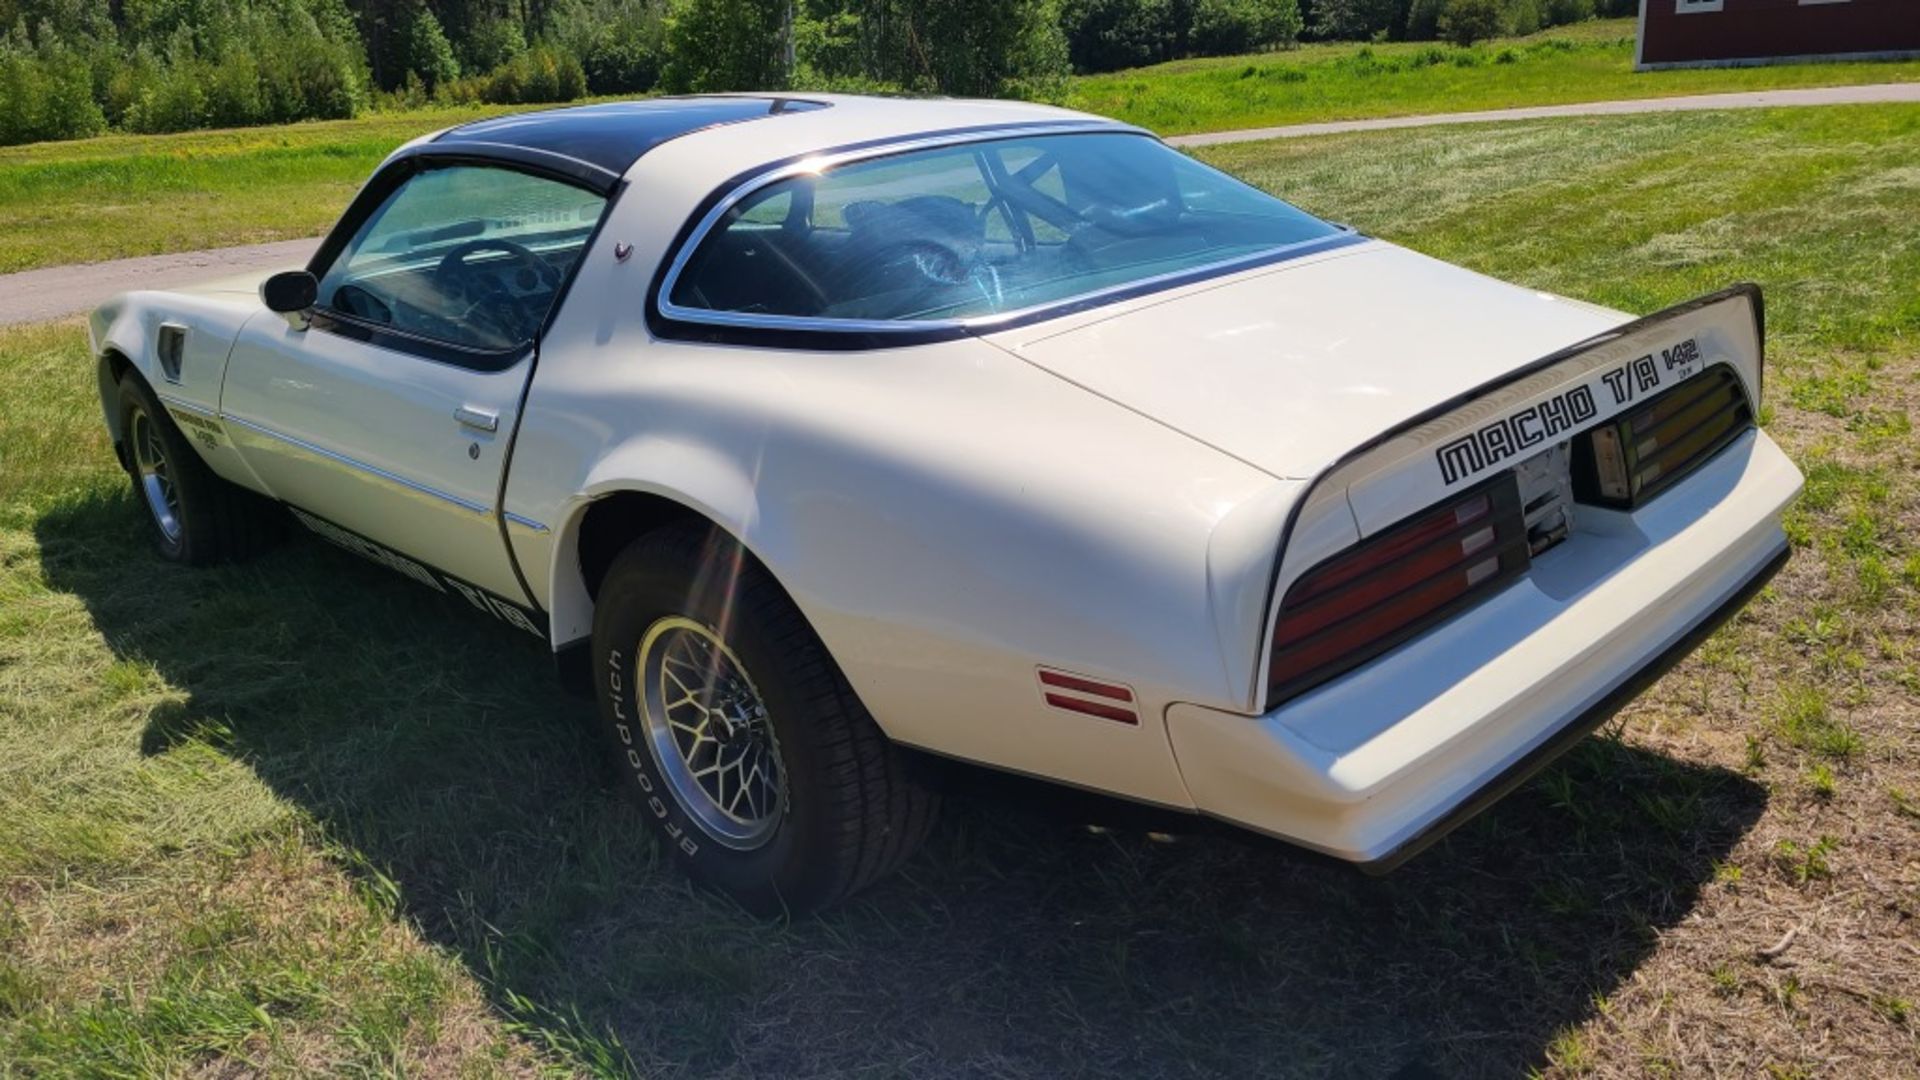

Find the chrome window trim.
xmin=654 ymin=123 xmax=1357 ymax=337
xmin=220 ymin=412 xmax=493 ymax=516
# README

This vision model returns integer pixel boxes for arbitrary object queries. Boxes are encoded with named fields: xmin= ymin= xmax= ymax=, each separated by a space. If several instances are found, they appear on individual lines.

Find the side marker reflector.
xmin=1037 ymin=668 xmax=1140 ymax=724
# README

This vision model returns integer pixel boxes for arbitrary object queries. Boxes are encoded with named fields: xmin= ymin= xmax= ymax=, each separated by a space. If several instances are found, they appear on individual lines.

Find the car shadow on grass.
xmin=37 ymin=491 xmax=1767 ymax=1080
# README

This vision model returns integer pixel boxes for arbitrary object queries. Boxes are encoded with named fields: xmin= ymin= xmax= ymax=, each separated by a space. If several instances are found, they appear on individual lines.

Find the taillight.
xmin=1267 ymin=475 xmax=1530 ymax=706
xmin=1574 ymin=364 xmax=1753 ymax=508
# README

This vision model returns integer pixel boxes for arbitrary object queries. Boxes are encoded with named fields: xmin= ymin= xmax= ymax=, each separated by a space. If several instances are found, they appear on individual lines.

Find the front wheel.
xmin=116 ymin=371 xmax=281 ymax=565
xmin=591 ymin=524 xmax=937 ymax=914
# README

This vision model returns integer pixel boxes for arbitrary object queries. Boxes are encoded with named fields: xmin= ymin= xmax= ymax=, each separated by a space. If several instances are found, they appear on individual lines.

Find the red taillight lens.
xmin=1267 ymin=475 xmax=1530 ymax=707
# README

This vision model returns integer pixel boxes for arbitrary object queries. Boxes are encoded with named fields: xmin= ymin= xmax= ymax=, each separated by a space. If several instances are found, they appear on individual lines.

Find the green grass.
xmin=3 ymin=103 xmax=1918 ymax=1075
xmin=3 ymin=18 xmax=1917 ymax=274
xmin=1066 ymin=18 xmax=1920 ymax=135
xmin=0 ymin=105 xmax=509 ymax=274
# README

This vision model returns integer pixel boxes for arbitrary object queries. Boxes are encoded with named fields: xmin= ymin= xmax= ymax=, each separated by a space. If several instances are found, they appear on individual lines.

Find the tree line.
xmin=0 ymin=0 xmax=1624 ymax=146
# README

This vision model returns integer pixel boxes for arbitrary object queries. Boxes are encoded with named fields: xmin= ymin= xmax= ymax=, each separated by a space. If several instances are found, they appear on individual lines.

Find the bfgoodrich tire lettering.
xmin=591 ymin=523 xmax=937 ymax=914
xmin=115 ymin=371 xmax=282 ymax=565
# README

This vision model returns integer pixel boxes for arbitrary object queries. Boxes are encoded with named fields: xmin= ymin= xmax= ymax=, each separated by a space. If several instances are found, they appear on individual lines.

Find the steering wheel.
xmin=434 ymin=239 xmax=557 ymax=341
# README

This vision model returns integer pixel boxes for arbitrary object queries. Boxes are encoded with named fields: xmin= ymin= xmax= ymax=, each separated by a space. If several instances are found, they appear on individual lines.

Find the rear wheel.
xmin=591 ymin=524 xmax=937 ymax=914
xmin=116 ymin=371 xmax=281 ymax=565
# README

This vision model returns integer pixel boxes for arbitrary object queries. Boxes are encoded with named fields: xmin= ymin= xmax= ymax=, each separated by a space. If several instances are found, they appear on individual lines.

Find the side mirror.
xmin=261 ymin=270 xmax=318 ymax=314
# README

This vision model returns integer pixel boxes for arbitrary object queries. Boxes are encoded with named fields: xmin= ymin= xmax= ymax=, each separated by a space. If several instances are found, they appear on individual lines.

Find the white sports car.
xmin=89 ymin=94 xmax=1802 ymax=912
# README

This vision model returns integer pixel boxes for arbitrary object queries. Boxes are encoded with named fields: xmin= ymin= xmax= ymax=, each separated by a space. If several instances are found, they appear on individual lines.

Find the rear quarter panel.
xmin=511 ymin=315 xmax=1285 ymax=807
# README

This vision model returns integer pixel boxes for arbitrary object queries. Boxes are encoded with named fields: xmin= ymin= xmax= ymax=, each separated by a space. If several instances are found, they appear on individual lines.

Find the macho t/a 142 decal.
xmin=1433 ymin=335 xmax=1712 ymax=487
xmin=86 ymin=95 xmax=1800 ymax=913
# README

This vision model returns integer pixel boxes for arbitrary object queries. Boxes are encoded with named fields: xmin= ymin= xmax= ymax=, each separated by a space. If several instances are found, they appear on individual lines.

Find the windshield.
xmin=664 ymin=132 xmax=1342 ymax=326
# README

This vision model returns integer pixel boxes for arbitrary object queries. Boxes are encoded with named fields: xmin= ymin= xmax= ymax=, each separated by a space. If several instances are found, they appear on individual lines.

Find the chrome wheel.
xmin=130 ymin=407 xmax=181 ymax=544
xmin=637 ymin=616 xmax=787 ymax=850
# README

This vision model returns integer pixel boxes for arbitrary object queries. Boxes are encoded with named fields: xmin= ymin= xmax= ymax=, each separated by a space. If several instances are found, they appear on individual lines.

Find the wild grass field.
xmin=2 ymin=103 xmax=1918 ymax=1076
xmin=2 ymin=18 xmax=1917 ymax=275
xmin=1067 ymin=18 xmax=1920 ymax=135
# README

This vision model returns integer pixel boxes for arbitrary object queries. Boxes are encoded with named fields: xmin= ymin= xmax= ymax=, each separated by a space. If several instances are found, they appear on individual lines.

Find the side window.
xmin=315 ymin=165 xmax=606 ymax=355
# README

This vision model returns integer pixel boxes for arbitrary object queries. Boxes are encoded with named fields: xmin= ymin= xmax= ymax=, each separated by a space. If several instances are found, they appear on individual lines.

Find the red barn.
xmin=1635 ymin=0 xmax=1920 ymax=69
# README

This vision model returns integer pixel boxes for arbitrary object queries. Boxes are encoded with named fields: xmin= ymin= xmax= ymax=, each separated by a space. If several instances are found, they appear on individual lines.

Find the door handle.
xmin=454 ymin=406 xmax=498 ymax=433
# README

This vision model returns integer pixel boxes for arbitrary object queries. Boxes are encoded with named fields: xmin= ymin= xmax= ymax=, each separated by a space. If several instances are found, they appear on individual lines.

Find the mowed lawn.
xmin=2 ymin=104 xmax=1917 ymax=1076
xmin=3 ymin=18 xmax=1918 ymax=274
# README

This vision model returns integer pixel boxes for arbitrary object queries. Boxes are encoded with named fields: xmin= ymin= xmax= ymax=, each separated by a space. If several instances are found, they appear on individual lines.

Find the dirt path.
xmin=1 ymin=237 xmax=321 ymax=326
xmin=4 ymin=82 xmax=1915 ymax=327
xmin=1163 ymin=80 xmax=1920 ymax=146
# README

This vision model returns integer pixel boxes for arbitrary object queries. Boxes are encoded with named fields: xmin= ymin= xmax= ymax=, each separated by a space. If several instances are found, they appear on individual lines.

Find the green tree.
xmin=1058 ymin=0 xmax=1180 ymax=74
xmin=1541 ymin=0 xmax=1591 ymax=25
xmin=551 ymin=0 xmax=667 ymax=93
xmin=821 ymin=0 xmax=1068 ymax=97
xmin=404 ymin=2 xmax=460 ymax=88
xmin=662 ymin=0 xmax=787 ymax=91
xmin=1437 ymin=0 xmax=1498 ymax=44
xmin=1307 ymin=0 xmax=1402 ymax=39
xmin=1190 ymin=0 xmax=1300 ymax=54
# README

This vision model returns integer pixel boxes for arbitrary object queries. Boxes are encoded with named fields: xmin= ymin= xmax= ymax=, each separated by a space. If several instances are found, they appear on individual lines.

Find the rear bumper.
xmin=1165 ymin=427 xmax=1801 ymax=865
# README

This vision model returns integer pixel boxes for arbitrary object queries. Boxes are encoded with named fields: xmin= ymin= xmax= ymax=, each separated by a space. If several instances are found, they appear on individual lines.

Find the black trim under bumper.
xmin=1357 ymin=541 xmax=1791 ymax=875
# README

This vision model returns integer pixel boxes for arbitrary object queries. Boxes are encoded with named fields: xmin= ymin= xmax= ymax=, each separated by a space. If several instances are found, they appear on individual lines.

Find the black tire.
xmin=591 ymin=523 xmax=937 ymax=914
xmin=116 ymin=370 xmax=282 ymax=565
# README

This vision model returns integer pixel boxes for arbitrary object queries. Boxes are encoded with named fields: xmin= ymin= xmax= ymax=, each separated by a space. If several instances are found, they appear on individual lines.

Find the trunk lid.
xmin=987 ymin=241 xmax=1627 ymax=480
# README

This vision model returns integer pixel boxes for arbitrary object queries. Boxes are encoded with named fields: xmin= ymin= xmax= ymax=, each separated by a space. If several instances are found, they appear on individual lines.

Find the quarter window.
xmin=315 ymin=165 xmax=606 ymax=354
xmin=665 ymin=132 xmax=1341 ymax=326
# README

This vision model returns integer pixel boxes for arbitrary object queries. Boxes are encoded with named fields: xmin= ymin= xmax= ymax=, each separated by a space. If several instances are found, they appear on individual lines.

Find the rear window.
xmin=663 ymin=132 xmax=1341 ymax=326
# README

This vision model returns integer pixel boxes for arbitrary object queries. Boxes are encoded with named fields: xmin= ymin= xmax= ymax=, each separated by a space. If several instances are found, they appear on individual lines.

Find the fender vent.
xmin=157 ymin=324 xmax=188 ymax=383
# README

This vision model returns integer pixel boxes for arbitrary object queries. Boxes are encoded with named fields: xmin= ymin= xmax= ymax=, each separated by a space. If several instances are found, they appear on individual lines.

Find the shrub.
xmin=1403 ymin=0 xmax=1445 ymax=39
xmin=1309 ymin=0 xmax=1403 ymax=41
xmin=1058 ymin=0 xmax=1179 ymax=73
xmin=1505 ymin=0 xmax=1541 ymax=36
xmin=458 ymin=43 xmax=589 ymax=104
xmin=0 ymin=36 xmax=108 ymax=144
xmin=1438 ymin=0 xmax=1501 ymax=45
xmin=551 ymin=0 xmax=668 ymax=93
xmin=1189 ymin=0 xmax=1303 ymax=55
xmin=124 ymin=61 xmax=208 ymax=132
xmin=1543 ymin=0 xmax=1593 ymax=24
xmin=661 ymin=0 xmax=787 ymax=91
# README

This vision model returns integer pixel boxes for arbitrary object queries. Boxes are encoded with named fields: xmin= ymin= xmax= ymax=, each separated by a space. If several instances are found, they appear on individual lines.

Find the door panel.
xmin=221 ymin=315 xmax=531 ymax=598
xmin=215 ymin=160 xmax=609 ymax=608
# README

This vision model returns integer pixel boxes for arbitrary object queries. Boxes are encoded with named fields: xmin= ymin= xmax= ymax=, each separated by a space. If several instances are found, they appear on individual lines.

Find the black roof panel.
xmin=432 ymin=97 xmax=827 ymax=183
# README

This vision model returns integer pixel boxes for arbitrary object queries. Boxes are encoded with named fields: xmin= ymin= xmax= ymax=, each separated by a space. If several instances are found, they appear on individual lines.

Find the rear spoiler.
xmin=1248 ymin=283 xmax=1765 ymax=709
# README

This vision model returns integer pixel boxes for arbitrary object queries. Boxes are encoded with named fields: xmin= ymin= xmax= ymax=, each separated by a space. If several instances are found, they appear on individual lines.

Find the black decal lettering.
xmin=1567 ymin=385 xmax=1597 ymax=423
xmin=1480 ymin=420 xmax=1515 ymax=462
xmin=445 ymin=578 xmax=493 ymax=615
xmin=1662 ymin=338 xmax=1700 ymax=370
xmin=1436 ymin=435 xmax=1485 ymax=485
xmin=486 ymin=595 xmax=546 ymax=639
xmin=1633 ymin=354 xmax=1660 ymax=393
xmin=1601 ymin=366 xmax=1632 ymax=405
xmin=1537 ymin=395 xmax=1570 ymax=437
xmin=1511 ymin=405 xmax=1544 ymax=448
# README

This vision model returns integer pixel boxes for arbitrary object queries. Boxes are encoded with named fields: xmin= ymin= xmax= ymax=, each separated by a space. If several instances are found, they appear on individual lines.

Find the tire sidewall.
xmin=591 ymin=532 xmax=840 ymax=912
xmin=116 ymin=374 xmax=194 ymax=563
